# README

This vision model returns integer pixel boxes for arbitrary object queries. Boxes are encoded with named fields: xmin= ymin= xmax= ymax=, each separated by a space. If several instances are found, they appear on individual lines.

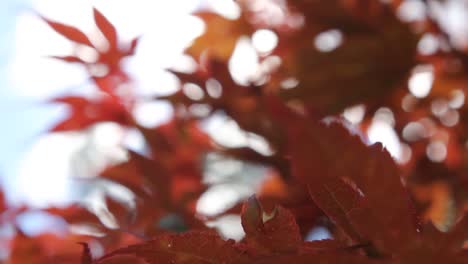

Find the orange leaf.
xmin=187 ymin=12 xmax=254 ymax=60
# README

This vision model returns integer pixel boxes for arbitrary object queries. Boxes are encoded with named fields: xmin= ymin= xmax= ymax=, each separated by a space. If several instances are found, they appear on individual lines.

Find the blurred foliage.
xmin=0 ymin=0 xmax=467 ymax=263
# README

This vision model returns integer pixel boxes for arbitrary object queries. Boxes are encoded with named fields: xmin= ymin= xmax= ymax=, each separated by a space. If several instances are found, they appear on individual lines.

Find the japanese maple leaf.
xmin=50 ymin=95 xmax=130 ymax=132
xmin=266 ymin=96 xmax=467 ymax=262
xmin=87 ymin=197 xmax=374 ymax=264
xmin=265 ymin=95 xmax=417 ymax=256
xmin=43 ymin=8 xmax=138 ymax=69
xmin=44 ymin=8 xmax=139 ymax=96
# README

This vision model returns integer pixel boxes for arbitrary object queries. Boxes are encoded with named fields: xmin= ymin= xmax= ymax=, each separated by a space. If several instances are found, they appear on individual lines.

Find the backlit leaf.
xmin=93 ymin=8 xmax=118 ymax=50
xmin=42 ymin=17 xmax=94 ymax=47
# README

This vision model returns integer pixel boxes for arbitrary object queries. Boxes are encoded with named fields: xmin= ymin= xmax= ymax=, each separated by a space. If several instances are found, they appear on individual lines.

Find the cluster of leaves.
xmin=0 ymin=0 xmax=467 ymax=263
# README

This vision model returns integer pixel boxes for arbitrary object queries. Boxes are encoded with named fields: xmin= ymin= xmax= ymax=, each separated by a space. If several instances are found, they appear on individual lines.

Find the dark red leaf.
xmin=96 ymin=231 xmax=252 ymax=264
xmin=94 ymin=255 xmax=146 ymax=264
xmin=104 ymin=196 xmax=135 ymax=229
xmin=241 ymin=196 xmax=302 ymax=254
xmin=78 ymin=242 xmax=92 ymax=264
xmin=267 ymin=97 xmax=417 ymax=255
xmin=252 ymin=251 xmax=381 ymax=264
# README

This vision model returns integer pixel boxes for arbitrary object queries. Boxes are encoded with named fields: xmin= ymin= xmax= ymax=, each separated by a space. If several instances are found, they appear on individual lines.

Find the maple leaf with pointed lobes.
xmin=45 ymin=204 xmax=107 ymax=235
xmin=49 ymin=55 xmax=87 ymax=64
xmin=265 ymin=96 xmax=418 ymax=256
xmin=97 ymin=119 xmax=212 ymax=236
xmin=92 ymin=8 xmax=139 ymax=73
xmin=135 ymin=119 xmax=212 ymax=206
xmin=99 ymin=151 xmax=156 ymax=202
xmin=99 ymin=152 xmax=174 ymax=235
xmin=91 ymin=197 xmax=385 ymax=263
xmin=100 ymin=155 xmax=170 ymax=235
xmin=94 ymin=231 xmax=253 ymax=264
xmin=43 ymin=8 xmax=140 ymax=97
xmin=188 ymin=11 xmax=255 ymax=60
xmin=41 ymin=17 xmax=94 ymax=47
xmin=49 ymin=95 xmax=130 ymax=132
xmin=93 ymin=8 xmax=118 ymax=51
xmin=89 ymin=200 xmax=262 ymax=263
xmin=13 ymin=2 xmax=467 ymax=264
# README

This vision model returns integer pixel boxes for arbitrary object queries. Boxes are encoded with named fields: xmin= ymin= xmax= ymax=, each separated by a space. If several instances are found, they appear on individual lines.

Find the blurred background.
xmin=0 ymin=0 xmax=208 ymax=207
xmin=0 ymin=0 xmax=273 ymax=237
xmin=1 ymin=0 xmax=468 ymax=236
